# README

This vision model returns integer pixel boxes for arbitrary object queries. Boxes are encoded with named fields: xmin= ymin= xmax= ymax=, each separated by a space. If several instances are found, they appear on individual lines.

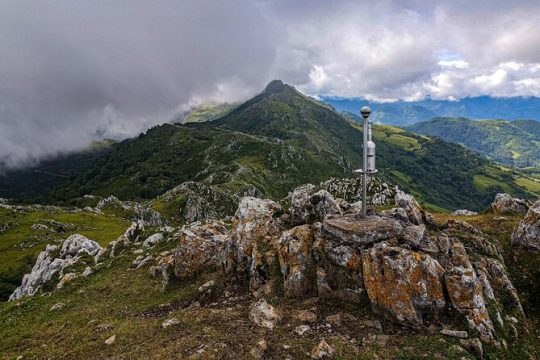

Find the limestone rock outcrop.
xmin=318 ymin=177 xmax=397 ymax=205
xmin=171 ymin=184 xmax=524 ymax=344
xmin=156 ymin=181 xmax=238 ymax=223
xmin=94 ymin=195 xmax=163 ymax=226
xmin=60 ymin=234 xmax=104 ymax=261
xmin=362 ymin=243 xmax=445 ymax=327
xmin=105 ymin=220 xmax=145 ymax=258
xmin=143 ymin=233 xmax=165 ymax=247
xmin=511 ymin=199 xmax=540 ymax=251
xmin=394 ymin=190 xmax=434 ymax=225
xmin=452 ymin=210 xmax=478 ymax=216
xmin=276 ymin=224 xmax=315 ymax=297
xmin=123 ymin=220 xmax=145 ymax=242
xmin=222 ymin=197 xmax=284 ymax=295
xmin=9 ymin=234 xmax=103 ymax=301
xmin=322 ymin=214 xmax=403 ymax=247
xmin=491 ymin=193 xmax=530 ymax=215
xmin=444 ymin=242 xmax=494 ymax=343
xmin=289 ymin=185 xmax=342 ymax=226
xmin=174 ymin=221 xmax=229 ymax=280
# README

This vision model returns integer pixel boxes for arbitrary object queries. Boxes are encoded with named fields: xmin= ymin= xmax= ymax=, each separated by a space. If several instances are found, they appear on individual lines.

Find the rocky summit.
xmin=158 ymin=187 xmax=526 ymax=346
xmin=2 ymin=184 xmax=539 ymax=359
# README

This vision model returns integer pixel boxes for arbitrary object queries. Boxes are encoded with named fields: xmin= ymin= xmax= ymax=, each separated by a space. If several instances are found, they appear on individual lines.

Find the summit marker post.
xmin=355 ymin=106 xmax=377 ymax=217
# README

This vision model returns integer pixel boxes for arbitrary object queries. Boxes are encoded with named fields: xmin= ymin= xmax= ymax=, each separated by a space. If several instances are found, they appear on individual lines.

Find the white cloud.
xmin=472 ymin=69 xmax=508 ymax=91
xmin=2 ymin=0 xmax=540 ymax=167
xmin=309 ymin=65 xmax=329 ymax=89
xmin=438 ymin=60 xmax=470 ymax=69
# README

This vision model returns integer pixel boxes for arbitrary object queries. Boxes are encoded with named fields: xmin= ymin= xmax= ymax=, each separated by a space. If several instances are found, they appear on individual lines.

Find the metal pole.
xmin=360 ymin=106 xmax=371 ymax=217
xmin=362 ymin=117 xmax=367 ymax=217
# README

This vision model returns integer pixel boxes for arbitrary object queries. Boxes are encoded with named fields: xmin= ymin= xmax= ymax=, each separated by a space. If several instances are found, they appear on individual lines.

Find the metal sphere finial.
xmin=360 ymin=106 xmax=371 ymax=119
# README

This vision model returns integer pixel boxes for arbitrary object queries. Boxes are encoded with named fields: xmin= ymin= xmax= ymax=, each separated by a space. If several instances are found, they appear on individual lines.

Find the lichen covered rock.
xmin=168 ymin=184 xmax=524 ymax=344
xmin=224 ymin=197 xmax=282 ymax=275
xmin=362 ymin=243 xmax=445 ymax=327
xmin=395 ymin=190 xmax=426 ymax=225
xmin=491 ymin=193 xmax=530 ymax=215
xmin=276 ymin=224 xmax=315 ymax=297
xmin=444 ymin=242 xmax=494 ymax=343
xmin=289 ymin=185 xmax=342 ymax=226
xmin=322 ymin=214 xmax=403 ymax=247
xmin=511 ymin=199 xmax=540 ymax=251
xmin=174 ymin=221 xmax=229 ymax=280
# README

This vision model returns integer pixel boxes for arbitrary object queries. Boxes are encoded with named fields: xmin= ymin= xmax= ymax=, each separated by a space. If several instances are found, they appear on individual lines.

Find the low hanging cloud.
xmin=0 ymin=0 xmax=276 ymax=169
xmin=1 ymin=0 xmax=540 ymax=169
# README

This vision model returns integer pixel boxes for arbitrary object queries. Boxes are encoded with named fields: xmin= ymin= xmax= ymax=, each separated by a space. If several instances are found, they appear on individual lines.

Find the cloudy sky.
xmin=1 ymin=0 xmax=540 ymax=168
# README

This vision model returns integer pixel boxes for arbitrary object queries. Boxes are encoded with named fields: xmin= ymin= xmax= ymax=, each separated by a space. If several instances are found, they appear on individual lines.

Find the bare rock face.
xmin=395 ymin=190 xmax=427 ymax=225
xmin=362 ymin=243 xmax=445 ymax=327
xmin=174 ymin=221 xmax=229 ymax=280
xmin=512 ymin=199 xmax=540 ymax=251
xmin=170 ymin=184 xmax=525 ymax=345
xmin=222 ymin=197 xmax=284 ymax=296
xmin=276 ymin=224 xmax=315 ymax=297
xmin=9 ymin=234 xmax=104 ymax=301
xmin=444 ymin=242 xmax=494 ymax=343
xmin=491 ymin=193 xmax=530 ymax=215
xmin=225 ymin=197 xmax=282 ymax=272
xmin=289 ymin=185 xmax=342 ymax=226
xmin=61 ymin=234 xmax=103 ymax=261
xmin=313 ymin=226 xmax=364 ymax=303
xmin=322 ymin=214 xmax=404 ymax=247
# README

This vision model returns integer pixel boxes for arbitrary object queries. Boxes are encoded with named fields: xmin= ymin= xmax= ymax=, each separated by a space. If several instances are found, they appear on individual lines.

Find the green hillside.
xmin=0 ymin=140 xmax=116 ymax=202
xmin=181 ymin=102 xmax=237 ymax=124
xmin=408 ymin=117 xmax=540 ymax=168
xmin=0 ymin=81 xmax=537 ymax=211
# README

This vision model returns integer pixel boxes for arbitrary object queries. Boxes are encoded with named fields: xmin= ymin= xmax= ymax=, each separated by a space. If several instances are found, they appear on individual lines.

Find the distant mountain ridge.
xmin=324 ymin=96 xmax=540 ymax=126
xmin=0 ymin=80 xmax=538 ymax=211
xmin=407 ymin=118 xmax=540 ymax=169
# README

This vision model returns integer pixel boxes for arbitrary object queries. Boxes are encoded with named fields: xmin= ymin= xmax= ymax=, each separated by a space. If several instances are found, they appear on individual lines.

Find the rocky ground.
xmin=1 ymin=185 xmax=539 ymax=359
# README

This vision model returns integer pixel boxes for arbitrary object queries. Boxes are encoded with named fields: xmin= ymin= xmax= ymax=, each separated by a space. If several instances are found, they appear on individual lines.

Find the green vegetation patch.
xmin=514 ymin=177 xmax=540 ymax=195
xmin=473 ymin=175 xmax=512 ymax=193
xmin=0 ymin=207 xmax=128 ymax=300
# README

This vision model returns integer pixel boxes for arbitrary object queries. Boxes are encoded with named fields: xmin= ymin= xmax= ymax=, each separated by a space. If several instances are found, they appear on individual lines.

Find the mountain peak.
xmin=263 ymin=79 xmax=292 ymax=94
